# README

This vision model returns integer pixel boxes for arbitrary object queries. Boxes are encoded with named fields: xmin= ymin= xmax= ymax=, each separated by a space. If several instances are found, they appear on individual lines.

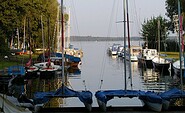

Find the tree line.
xmin=0 ymin=0 xmax=184 ymax=54
xmin=141 ymin=0 xmax=185 ymax=52
xmin=0 ymin=0 xmax=58 ymax=54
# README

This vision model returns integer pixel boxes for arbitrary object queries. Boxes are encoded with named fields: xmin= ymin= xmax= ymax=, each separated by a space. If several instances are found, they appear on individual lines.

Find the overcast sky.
xmin=58 ymin=0 xmax=167 ymax=37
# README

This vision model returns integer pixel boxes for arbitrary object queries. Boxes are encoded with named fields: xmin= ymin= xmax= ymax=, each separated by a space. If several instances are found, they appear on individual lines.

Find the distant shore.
xmin=70 ymin=36 xmax=142 ymax=41
xmin=70 ymin=36 xmax=177 ymax=42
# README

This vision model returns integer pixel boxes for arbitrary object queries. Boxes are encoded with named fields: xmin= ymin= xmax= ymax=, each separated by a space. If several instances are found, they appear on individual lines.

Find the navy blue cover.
xmin=8 ymin=65 xmax=25 ymax=75
xmin=139 ymin=91 xmax=162 ymax=104
xmin=95 ymin=90 xmax=145 ymax=104
xmin=34 ymin=85 xmax=92 ymax=105
xmin=54 ymin=53 xmax=81 ymax=62
xmin=159 ymin=88 xmax=185 ymax=100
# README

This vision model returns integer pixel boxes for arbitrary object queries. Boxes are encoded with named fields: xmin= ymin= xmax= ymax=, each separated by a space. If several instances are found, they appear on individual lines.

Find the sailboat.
xmin=137 ymin=47 xmax=158 ymax=68
xmin=34 ymin=17 xmax=61 ymax=78
xmin=51 ymin=7 xmax=82 ymax=69
xmin=172 ymin=59 xmax=185 ymax=76
xmin=172 ymin=9 xmax=185 ymax=77
xmin=33 ymin=1 xmax=92 ymax=111
xmin=159 ymin=1 xmax=185 ymax=110
xmin=152 ymin=20 xmax=170 ymax=74
xmin=95 ymin=0 xmax=164 ymax=112
xmin=0 ymin=93 xmax=32 ymax=113
xmin=25 ymin=18 xmax=39 ymax=77
xmin=96 ymin=0 xmax=143 ymax=111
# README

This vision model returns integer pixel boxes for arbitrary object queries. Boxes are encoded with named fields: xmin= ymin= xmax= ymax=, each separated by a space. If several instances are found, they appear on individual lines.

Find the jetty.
xmin=38 ymin=106 xmax=185 ymax=113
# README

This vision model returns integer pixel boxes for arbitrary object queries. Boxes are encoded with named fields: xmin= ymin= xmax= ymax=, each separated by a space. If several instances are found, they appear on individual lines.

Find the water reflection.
xmin=139 ymin=68 xmax=172 ymax=92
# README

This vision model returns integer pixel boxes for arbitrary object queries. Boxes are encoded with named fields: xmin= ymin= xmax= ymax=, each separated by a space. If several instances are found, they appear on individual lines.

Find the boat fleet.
xmin=107 ymin=43 xmax=184 ymax=77
xmin=2 ymin=66 xmax=185 ymax=113
xmin=105 ymin=43 xmax=185 ymax=112
xmin=1 ymin=0 xmax=184 ymax=112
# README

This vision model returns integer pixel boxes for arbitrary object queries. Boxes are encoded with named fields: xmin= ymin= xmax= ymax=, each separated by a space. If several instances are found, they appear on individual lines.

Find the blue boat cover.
xmin=54 ymin=53 xmax=81 ymax=62
xmin=139 ymin=91 xmax=162 ymax=104
xmin=159 ymin=88 xmax=185 ymax=100
xmin=64 ymin=54 xmax=81 ymax=62
xmin=34 ymin=85 xmax=92 ymax=105
xmin=8 ymin=65 xmax=25 ymax=75
xmin=95 ymin=90 xmax=145 ymax=104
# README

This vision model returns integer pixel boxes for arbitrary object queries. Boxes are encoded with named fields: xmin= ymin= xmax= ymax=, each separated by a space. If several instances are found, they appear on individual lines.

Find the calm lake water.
xmin=11 ymin=41 xmax=176 ymax=108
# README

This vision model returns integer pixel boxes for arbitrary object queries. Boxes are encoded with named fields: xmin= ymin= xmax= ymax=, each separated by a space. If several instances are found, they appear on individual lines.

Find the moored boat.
xmin=152 ymin=56 xmax=171 ymax=74
xmin=125 ymin=46 xmax=142 ymax=62
xmin=137 ymin=49 xmax=158 ymax=68
xmin=139 ymin=91 xmax=162 ymax=112
xmin=108 ymin=43 xmax=121 ymax=56
xmin=159 ymin=88 xmax=185 ymax=110
xmin=0 ymin=93 xmax=32 ymax=113
xmin=95 ymin=90 xmax=145 ymax=111
xmin=172 ymin=59 xmax=185 ymax=76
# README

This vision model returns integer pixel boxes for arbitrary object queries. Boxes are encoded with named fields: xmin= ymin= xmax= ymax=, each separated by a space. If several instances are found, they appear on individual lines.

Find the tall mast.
xmin=178 ymin=0 xmax=183 ymax=89
xmin=126 ymin=0 xmax=132 ymax=88
xmin=123 ymin=0 xmax=127 ymax=90
xmin=61 ymin=0 xmax=65 ymax=87
xmin=41 ymin=15 xmax=45 ymax=62
xmin=23 ymin=17 xmax=26 ymax=53
xmin=47 ymin=17 xmax=50 ymax=61
xmin=28 ymin=18 xmax=32 ymax=60
xmin=67 ymin=9 xmax=70 ymax=48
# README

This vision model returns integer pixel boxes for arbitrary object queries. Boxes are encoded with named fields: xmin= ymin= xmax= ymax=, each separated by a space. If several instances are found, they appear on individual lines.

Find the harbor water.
xmin=8 ymin=41 xmax=178 ymax=108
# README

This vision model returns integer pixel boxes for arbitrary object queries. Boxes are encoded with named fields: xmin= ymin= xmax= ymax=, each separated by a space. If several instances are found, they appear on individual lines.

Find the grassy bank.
xmin=0 ymin=54 xmax=38 ymax=70
xmin=160 ymin=52 xmax=179 ymax=60
xmin=0 ymin=52 xmax=181 ymax=70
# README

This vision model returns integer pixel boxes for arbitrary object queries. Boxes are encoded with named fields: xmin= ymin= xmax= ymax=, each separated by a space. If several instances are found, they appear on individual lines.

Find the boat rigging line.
xmin=98 ymin=0 xmax=117 ymax=90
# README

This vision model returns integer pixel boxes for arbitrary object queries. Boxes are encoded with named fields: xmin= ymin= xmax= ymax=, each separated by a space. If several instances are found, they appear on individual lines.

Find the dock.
xmin=38 ymin=106 xmax=185 ymax=113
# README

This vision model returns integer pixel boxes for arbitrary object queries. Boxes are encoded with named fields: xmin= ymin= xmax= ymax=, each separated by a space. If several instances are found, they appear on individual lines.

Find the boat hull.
xmin=172 ymin=60 xmax=185 ymax=76
xmin=0 ymin=94 xmax=32 ymax=113
xmin=152 ymin=62 xmax=170 ymax=74
xmin=97 ymin=99 xmax=106 ymax=111
xmin=142 ymin=100 xmax=162 ymax=112
xmin=138 ymin=58 xmax=153 ymax=68
xmin=173 ymin=66 xmax=185 ymax=76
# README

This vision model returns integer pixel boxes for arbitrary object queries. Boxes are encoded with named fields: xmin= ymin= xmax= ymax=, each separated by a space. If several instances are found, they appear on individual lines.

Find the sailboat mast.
xmin=23 ymin=17 xmax=26 ymax=53
xmin=28 ymin=18 xmax=32 ymax=60
xmin=41 ymin=15 xmax=45 ymax=62
xmin=61 ymin=0 xmax=65 ymax=86
xmin=126 ymin=0 xmax=132 ymax=88
xmin=178 ymin=0 xmax=183 ymax=89
xmin=67 ymin=9 xmax=70 ymax=48
xmin=123 ymin=0 xmax=127 ymax=90
xmin=158 ymin=20 xmax=160 ymax=64
xmin=47 ymin=17 xmax=51 ymax=61
xmin=158 ymin=20 xmax=160 ymax=55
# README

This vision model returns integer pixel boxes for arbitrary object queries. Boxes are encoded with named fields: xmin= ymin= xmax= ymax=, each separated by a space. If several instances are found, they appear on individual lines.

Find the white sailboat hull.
xmin=142 ymin=100 xmax=162 ymax=112
xmin=97 ymin=99 xmax=106 ymax=111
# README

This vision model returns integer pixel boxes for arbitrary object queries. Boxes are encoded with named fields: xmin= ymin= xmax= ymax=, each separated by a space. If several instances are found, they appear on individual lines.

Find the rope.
xmin=98 ymin=1 xmax=117 ymax=90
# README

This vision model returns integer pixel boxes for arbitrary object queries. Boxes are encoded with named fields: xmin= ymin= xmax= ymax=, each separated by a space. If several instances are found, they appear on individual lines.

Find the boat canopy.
xmin=54 ymin=53 xmax=81 ymax=62
xmin=8 ymin=65 xmax=25 ymax=76
xmin=159 ymin=88 xmax=185 ymax=100
xmin=95 ymin=90 xmax=145 ymax=104
xmin=34 ymin=85 xmax=92 ymax=105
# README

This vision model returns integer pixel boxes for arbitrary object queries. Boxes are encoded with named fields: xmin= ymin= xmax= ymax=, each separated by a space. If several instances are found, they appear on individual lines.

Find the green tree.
xmin=0 ymin=0 xmax=59 ymax=52
xmin=141 ymin=16 xmax=169 ymax=50
xmin=165 ymin=0 xmax=185 ymax=32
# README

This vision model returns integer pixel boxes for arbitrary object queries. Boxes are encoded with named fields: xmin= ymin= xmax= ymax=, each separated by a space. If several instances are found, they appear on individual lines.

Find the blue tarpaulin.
xmin=34 ymin=85 xmax=92 ymax=105
xmin=8 ymin=65 xmax=25 ymax=76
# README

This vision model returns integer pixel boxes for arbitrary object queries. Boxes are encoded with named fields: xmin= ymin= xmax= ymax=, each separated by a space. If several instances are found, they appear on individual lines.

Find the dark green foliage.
xmin=165 ymin=0 xmax=185 ymax=32
xmin=0 ymin=0 xmax=59 ymax=51
xmin=141 ymin=16 xmax=169 ymax=50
